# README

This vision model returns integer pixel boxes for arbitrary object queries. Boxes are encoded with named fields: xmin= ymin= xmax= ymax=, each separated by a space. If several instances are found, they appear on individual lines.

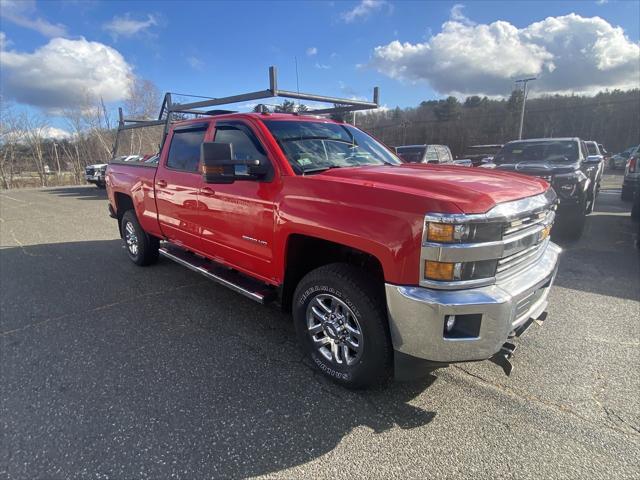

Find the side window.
xmin=214 ymin=122 xmax=268 ymax=176
xmin=580 ymin=141 xmax=588 ymax=160
xmin=424 ymin=145 xmax=439 ymax=163
xmin=166 ymin=128 xmax=207 ymax=172
xmin=437 ymin=145 xmax=452 ymax=163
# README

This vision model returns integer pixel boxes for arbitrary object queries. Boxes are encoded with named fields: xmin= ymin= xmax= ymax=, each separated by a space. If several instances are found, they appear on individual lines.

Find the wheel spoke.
xmin=311 ymin=305 xmax=326 ymax=321
xmin=331 ymin=341 xmax=343 ymax=364
xmin=315 ymin=297 xmax=332 ymax=314
xmin=313 ymin=335 xmax=330 ymax=346
xmin=344 ymin=322 xmax=361 ymax=338
xmin=308 ymin=323 xmax=323 ymax=334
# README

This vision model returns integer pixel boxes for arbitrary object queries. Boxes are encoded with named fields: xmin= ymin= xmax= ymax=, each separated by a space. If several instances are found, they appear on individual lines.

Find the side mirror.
xmin=200 ymin=142 xmax=269 ymax=183
xmin=201 ymin=142 xmax=236 ymax=184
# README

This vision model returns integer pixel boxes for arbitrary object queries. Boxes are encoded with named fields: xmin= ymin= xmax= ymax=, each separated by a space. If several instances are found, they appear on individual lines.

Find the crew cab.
xmin=105 ymin=69 xmax=560 ymax=388
xmin=489 ymin=138 xmax=600 ymax=240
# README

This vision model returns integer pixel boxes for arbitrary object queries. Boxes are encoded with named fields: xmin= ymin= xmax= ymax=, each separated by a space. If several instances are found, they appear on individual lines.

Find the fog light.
xmin=445 ymin=315 xmax=456 ymax=332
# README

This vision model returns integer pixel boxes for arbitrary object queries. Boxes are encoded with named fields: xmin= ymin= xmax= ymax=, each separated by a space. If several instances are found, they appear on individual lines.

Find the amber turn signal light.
xmin=427 ymin=223 xmax=455 ymax=242
xmin=424 ymin=260 xmax=455 ymax=281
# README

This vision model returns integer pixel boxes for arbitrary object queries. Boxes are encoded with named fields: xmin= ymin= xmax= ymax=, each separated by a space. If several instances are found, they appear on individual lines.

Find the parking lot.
xmin=1 ymin=174 xmax=638 ymax=479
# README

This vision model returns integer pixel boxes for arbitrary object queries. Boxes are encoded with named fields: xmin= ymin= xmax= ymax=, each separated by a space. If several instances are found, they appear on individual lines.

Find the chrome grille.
xmin=503 ymin=210 xmax=548 ymax=237
xmin=497 ymin=239 xmax=547 ymax=276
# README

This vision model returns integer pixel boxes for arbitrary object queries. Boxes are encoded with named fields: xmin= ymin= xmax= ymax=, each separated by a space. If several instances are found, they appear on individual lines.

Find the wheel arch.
xmin=280 ymin=233 xmax=386 ymax=313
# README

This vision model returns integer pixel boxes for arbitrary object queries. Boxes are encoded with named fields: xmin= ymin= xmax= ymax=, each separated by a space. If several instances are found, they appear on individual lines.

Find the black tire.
xmin=121 ymin=210 xmax=159 ymax=266
xmin=96 ymin=182 xmax=106 ymax=189
xmin=293 ymin=263 xmax=392 ymax=389
xmin=586 ymin=188 xmax=596 ymax=214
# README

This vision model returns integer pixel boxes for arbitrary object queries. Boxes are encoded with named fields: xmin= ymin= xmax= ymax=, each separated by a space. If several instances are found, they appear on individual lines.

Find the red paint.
xmin=107 ymin=113 xmax=549 ymax=286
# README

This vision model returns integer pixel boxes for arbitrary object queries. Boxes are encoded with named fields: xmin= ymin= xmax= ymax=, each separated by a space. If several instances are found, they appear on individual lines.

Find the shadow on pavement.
xmin=45 ymin=186 xmax=108 ymax=200
xmin=1 ymin=239 xmax=437 ymax=478
xmin=551 ymin=190 xmax=639 ymax=301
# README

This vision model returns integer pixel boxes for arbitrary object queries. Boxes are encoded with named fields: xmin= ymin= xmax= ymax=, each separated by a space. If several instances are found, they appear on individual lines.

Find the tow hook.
xmin=489 ymin=342 xmax=517 ymax=376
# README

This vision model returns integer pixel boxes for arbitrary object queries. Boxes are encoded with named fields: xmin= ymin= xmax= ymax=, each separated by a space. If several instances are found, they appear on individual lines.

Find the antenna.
xmin=294 ymin=56 xmax=301 ymax=112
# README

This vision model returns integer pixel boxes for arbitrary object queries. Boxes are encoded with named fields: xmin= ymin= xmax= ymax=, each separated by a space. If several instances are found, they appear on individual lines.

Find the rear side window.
xmin=425 ymin=145 xmax=439 ymax=163
xmin=166 ymin=128 xmax=207 ymax=172
xmin=436 ymin=145 xmax=452 ymax=162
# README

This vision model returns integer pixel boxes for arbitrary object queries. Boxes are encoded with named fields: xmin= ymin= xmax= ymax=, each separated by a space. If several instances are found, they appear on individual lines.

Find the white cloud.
xmin=186 ymin=56 xmax=203 ymax=70
xmin=0 ymin=37 xmax=134 ymax=112
xmin=43 ymin=126 xmax=72 ymax=139
xmin=0 ymin=32 xmax=10 ymax=49
xmin=450 ymin=4 xmax=473 ymax=26
xmin=341 ymin=0 xmax=389 ymax=23
xmin=0 ymin=0 xmax=68 ymax=37
xmin=369 ymin=13 xmax=640 ymax=96
xmin=315 ymin=62 xmax=331 ymax=69
xmin=103 ymin=13 xmax=158 ymax=39
xmin=306 ymin=46 xmax=318 ymax=56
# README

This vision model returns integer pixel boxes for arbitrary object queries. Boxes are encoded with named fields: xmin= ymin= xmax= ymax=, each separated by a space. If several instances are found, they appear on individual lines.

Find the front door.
xmin=198 ymin=120 xmax=279 ymax=283
xmin=155 ymin=123 xmax=209 ymax=250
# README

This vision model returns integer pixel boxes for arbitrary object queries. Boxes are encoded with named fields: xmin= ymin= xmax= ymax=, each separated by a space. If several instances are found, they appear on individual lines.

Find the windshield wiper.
xmin=302 ymin=165 xmax=344 ymax=175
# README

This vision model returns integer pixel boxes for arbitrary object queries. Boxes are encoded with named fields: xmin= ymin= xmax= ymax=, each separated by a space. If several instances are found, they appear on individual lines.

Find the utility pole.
xmin=515 ymin=77 xmax=536 ymax=139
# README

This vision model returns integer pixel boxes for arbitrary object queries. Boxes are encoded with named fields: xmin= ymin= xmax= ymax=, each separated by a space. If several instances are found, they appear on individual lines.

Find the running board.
xmin=159 ymin=245 xmax=277 ymax=304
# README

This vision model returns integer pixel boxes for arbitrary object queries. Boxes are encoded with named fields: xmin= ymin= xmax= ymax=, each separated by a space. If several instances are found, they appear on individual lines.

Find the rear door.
xmin=197 ymin=119 xmax=278 ymax=283
xmin=155 ymin=123 xmax=210 ymax=250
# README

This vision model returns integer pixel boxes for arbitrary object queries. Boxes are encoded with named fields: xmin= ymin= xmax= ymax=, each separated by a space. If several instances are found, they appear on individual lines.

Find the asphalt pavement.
xmin=1 ymin=174 xmax=639 ymax=479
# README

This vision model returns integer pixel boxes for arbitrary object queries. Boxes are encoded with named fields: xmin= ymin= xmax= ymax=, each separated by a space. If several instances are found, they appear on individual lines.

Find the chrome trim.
xmin=420 ymin=190 xmax=556 ymax=289
xmin=159 ymin=247 xmax=265 ymax=303
xmin=386 ymin=242 xmax=560 ymax=363
xmin=423 ymin=189 xmax=557 ymax=225
xmin=422 ymin=212 xmax=553 ymax=263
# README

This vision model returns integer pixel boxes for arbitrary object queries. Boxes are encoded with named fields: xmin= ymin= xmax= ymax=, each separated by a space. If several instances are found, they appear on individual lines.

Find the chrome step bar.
xmin=159 ymin=244 xmax=276 ymax=304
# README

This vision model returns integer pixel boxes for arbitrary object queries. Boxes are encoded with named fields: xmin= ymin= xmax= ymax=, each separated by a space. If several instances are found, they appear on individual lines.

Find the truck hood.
xmin=494 ymin=161 xmax=579 ymax=177
xmin=316 ymin=164 xmax=548 ymax=214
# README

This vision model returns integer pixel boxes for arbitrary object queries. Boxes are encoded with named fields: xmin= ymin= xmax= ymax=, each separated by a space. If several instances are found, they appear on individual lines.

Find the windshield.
xmin=464 ymin=146 xmax=501 ymax=156
xmin=586 ymin=142 xmax=598 ymax=155
xmin=494 ymin=140 xmax=579 ymax=164
xmin=264 ymin=120 xmax=401 ymax=174
xmin=396 ymin=146 xmax=426 ymax=163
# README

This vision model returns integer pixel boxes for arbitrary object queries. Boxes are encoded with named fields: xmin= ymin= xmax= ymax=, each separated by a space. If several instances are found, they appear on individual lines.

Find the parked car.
xmin=610 ymin=147 xmax=634 ymax=170
xmin=584 ymin=140 xmax=605 ymax=192
xmin=490 ymin=138 xmax=600 ymax=239
xmin=106 ymin=69 xmax=560 ymax=387
xmin=85 ymin=163 xmax=108 ymax=188
xmin=395 ymin=144 xmax=457 ymax=165
xmin=621 ymin=144 xmax=640 ymax=201
xmin=460 ymin=144 xmax=503 ymax=167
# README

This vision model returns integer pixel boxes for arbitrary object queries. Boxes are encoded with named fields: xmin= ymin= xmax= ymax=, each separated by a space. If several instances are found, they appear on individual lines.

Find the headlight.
xmin=423 ymin=259 xmax=497 ymax=282
xmin=554 ymin=171 xmax=587 ymax=182
xmin=426 ymin=223 xmax=469 ymax=243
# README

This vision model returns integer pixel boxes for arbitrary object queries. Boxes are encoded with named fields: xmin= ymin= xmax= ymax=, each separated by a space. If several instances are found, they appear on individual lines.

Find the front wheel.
xmin=121 ymin=210 xmax=159 ymax=266
xmin=293 ymin=264 xmax=392 ymax=389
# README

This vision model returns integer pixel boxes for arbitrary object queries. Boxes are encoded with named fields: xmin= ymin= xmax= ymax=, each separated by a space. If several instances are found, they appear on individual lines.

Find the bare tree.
xmin=0 ymin=102 xmax=26 ymax=189
xmin=21 ymin=114 xmax=50 ymax=187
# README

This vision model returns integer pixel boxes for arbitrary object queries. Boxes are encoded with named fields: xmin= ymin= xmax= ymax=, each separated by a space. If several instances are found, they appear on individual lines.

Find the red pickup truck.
xmin=106 ymin=71 xmax=560 ymax=388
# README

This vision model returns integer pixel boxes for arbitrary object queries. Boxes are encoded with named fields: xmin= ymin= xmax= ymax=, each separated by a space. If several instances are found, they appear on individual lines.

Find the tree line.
xmin=1 ymin=85 xmax=638 ymax=189
xmin=354 ymin=89 xmax=640 ymax=156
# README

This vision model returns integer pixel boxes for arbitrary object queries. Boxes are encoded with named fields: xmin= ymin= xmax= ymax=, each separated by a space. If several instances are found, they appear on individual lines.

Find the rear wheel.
xmin=121 ymin=210 xmax=159 ymax=266
xmin=293 ymin=263 xmax=392 ymax=389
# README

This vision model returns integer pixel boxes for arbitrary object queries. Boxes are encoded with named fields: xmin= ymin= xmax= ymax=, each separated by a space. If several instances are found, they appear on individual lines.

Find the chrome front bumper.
xmin=385 ymin=242 xmax=560 ymax=363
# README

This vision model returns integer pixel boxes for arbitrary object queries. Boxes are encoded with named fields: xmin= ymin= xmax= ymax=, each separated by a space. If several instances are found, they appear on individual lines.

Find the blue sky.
xmin=1 ymin=0 xmax=639 ymax=132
